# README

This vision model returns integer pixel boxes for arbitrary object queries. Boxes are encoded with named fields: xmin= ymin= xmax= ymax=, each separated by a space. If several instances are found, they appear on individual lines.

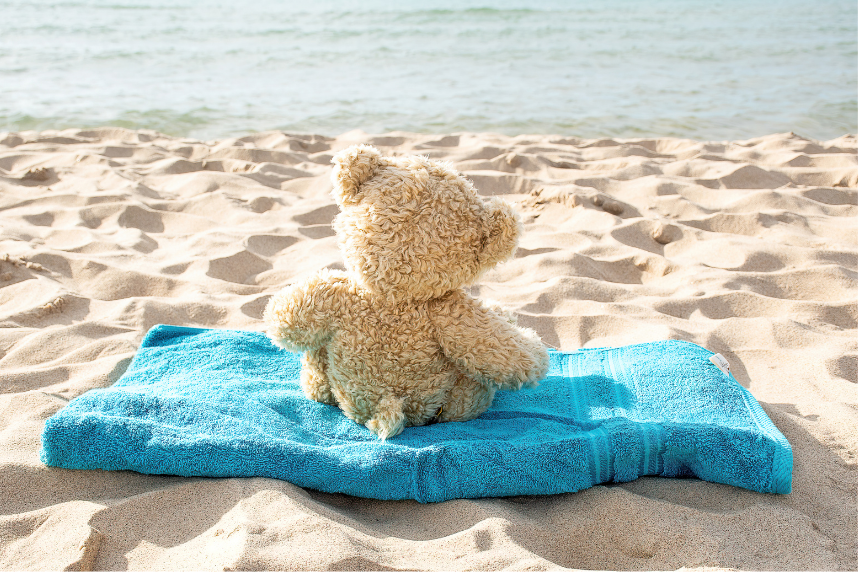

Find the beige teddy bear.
xmin=264 ymin=144 xmax=549 ymax=439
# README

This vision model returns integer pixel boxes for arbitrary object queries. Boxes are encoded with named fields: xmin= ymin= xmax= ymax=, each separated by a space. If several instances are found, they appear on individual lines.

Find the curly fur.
xmin=264 ymin=145 xmax=549 ymax=439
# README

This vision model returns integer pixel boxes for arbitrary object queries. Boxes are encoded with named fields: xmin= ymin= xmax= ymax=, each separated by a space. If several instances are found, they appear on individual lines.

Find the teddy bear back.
xmin=330 ymin=145 xmax=522 ymax=304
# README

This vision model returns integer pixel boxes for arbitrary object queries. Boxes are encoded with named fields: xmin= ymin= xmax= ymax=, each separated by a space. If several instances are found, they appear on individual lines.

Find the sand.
xmin=0 ymin=127 xmax=855 ymax=571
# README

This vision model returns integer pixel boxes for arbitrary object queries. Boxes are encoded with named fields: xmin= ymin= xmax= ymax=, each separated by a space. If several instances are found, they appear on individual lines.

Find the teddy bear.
xmin=264 ymin=144 xmax=549 ymax=439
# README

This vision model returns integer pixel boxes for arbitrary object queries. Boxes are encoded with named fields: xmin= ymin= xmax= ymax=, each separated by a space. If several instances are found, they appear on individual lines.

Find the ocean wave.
xmin=0 ymin=0 xmax=854 ymax=140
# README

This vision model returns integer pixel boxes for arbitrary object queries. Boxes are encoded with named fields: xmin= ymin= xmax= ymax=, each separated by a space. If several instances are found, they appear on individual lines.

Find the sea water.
xmin=1 ymin=0 xmax=855 ymax=141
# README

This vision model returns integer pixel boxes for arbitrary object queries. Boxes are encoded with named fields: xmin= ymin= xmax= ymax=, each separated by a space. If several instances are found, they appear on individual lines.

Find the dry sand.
xmin=0 ymin=127 xmax=855 ymax=571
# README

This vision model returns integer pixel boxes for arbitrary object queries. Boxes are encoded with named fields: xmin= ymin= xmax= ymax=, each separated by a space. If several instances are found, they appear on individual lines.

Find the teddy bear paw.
xmin=364 ymin=395 xmax=407 ymax=440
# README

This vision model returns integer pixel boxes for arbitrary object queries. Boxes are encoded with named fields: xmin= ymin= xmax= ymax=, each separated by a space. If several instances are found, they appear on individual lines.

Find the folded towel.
xmin=41 ymin=325 xmax=792 ymax=502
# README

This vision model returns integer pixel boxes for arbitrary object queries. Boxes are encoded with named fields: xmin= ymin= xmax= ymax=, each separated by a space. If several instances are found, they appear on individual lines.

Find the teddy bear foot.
xmin=300 ymin=349 xmax=337 ymax=406
xmin=439 ymin=374 xmax=497 ymax=423
xmin=364 ymin=395 xmax=407 ymax=440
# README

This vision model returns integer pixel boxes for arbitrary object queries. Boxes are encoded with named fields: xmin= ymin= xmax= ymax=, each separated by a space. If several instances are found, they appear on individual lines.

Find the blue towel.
xmin=41 ymin=325 xmax=792 ymax=502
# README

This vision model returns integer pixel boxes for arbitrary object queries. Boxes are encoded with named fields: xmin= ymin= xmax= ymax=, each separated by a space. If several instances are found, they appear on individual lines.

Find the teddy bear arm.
xmin=263 ymin=272 xmax=348 ymax=352
xmin=430 ymin=293 xmax=549 ymax=390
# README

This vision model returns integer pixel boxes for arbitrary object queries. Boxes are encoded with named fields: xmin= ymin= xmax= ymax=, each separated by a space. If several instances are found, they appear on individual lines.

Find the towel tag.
xmin=709 ymin=353 xmax=731 ymax=375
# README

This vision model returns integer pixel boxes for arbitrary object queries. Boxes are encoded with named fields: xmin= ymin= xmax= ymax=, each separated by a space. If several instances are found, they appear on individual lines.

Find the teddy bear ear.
xmin=331 ymin=144 xmax=384 ymax=206
xmin=480 ymin=198 xmax=522 ymax=267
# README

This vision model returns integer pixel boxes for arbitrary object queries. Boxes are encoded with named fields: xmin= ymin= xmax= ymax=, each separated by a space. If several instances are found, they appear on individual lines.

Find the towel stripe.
xmin=616 ymin=349 xmax=653 ymax=479
xmin=606 ymin=351 xmax=629 ymax=411
xmin=566 ymin=354 xmax=607 ymax=486
xmin=585 ymin=427 xmax=612 ymax=485
xmin=564 ymin=353 xmax=586 ymax=423
xmin=734 ymin=373 xmax=794 ymax=494
xmin=642 ymin=422 xmax=666 ymax=476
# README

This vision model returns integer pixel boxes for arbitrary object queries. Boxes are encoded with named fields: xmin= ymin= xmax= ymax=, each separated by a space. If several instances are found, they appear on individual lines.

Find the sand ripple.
xmin=0 ymin=127 xmax=855 ymax=570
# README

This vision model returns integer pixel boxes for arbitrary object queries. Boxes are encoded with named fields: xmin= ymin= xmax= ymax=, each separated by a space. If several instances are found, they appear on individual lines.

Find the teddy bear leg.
xmin=498 ymin=325 xmax=550 ymax=390
xmin=482 ymin=299 xmax=518 ymax=325
xmin=439 ymin=373 xmax=497 ymax=423
xmin=300 ymin=347 xmax=337 ymax=406
xmin=330 ymin=388 xmax=406 ymax=441
xmin=364 ymin=394 xmax=407 ymax=441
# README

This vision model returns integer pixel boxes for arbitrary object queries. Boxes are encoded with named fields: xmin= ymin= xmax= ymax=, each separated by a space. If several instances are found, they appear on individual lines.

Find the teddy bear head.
xmin=330 ymin=144 xmax=521 ymax=303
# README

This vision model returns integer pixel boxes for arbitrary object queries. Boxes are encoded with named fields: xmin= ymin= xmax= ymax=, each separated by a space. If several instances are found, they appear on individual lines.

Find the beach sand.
xmin=0 ymin=127 xmax=855 ymax=571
